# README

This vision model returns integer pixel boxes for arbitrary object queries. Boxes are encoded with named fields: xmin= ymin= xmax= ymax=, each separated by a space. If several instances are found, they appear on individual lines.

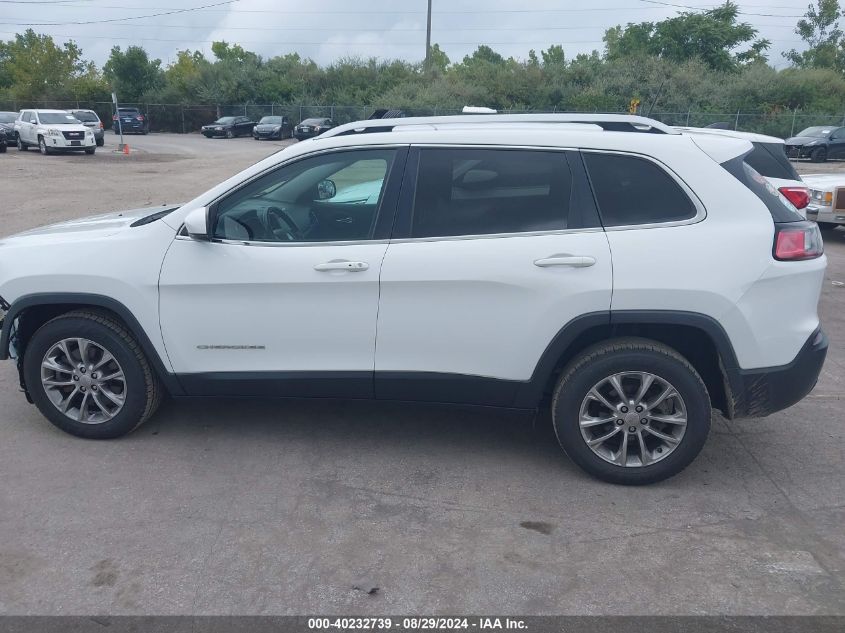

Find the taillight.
xmin=136 ymin=115 xmax=144 ymax=121
xmin=774 ymin=221 xmax=824 ymax=261
xmin=112 ymin=114 xmax=117 ymax=121
xmin=778 ymin=186 xmax=810 ymax=210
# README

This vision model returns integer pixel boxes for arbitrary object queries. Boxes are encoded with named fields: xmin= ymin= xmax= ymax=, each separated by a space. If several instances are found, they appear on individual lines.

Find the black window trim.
xmin=204 ymin=144 xmax=409 ymax=247
xmin=580 ymin=148 xmax=706 ymax=231
xmin=390 ymin=143 xmax=604 ymax=243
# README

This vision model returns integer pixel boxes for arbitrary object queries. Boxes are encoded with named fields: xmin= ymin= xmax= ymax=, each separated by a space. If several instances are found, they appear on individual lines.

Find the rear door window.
xmin=583 ymin=152 xmax=698 ymax=227
xmin=410 ymin=147 xmax=589 ymax=238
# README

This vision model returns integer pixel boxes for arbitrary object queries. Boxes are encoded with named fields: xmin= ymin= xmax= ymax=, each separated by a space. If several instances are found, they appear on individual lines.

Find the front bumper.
xmin=725 ymin=328 xmax=828 ymax=419
xmin=46 ymin=135 xmax=96 ymax=150
xmin=806 ymin=204 xmax=845 ymax=226
xmin=202 ymin=129 xmax=228 ymax=137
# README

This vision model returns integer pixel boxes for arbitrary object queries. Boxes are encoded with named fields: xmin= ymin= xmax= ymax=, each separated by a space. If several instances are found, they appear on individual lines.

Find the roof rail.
xmin=322 ymin=113 xmax=678 ymax=138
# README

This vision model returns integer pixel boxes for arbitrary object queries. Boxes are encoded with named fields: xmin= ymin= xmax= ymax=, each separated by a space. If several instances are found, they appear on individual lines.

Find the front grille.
xmin=62 ymin=131 xmax=84 ymax=140
xmin=835 ymin=188 xmax=845 ymax=211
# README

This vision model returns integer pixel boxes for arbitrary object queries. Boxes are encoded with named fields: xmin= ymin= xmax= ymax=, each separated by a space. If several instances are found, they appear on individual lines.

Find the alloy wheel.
xmin=578 ymin=371 xmax=687 ymax=467
xmin=40 ymin=338 xmax=127 ymax=424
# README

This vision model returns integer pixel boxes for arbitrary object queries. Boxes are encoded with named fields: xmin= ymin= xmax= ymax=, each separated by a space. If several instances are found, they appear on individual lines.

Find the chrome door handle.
xmin=314 ymin=260 xmax=369 ymax=272
xmin=534 ymin=255 xmax=596 ymax=268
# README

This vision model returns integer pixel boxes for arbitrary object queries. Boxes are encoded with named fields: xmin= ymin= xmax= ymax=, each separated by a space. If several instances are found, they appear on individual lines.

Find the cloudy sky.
xmin=0 ymin=0 xmax=819 ymax=69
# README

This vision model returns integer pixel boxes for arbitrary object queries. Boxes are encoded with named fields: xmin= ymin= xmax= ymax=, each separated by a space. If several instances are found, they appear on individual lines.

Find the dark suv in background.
xmin=113 ymin=107 xmax=149 ymax=135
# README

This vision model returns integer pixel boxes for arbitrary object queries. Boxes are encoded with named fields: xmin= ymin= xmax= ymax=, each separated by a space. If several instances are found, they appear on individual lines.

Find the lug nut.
xmin=635 ymin=406 xmax=643 ymax=413
xmin=656 ymin=447 xmax=663 ymax=454
xmin=91 ymin=385 xmax=98 ymax=391
xmin=620 ymin=406 xmax=628 ymax=413
xmin=616 ymin=419 xmax=624 ymax=426
xmin=641 ymin=419 xmax=648 ymax=425
xmin=80 ymin=386 xmax=86 ymax=392
xmin=91 ymin=373 xmax=98 ymax=379
xmin=72 ymin=375 xmax=79 ymax=381
xmin=79 ymin=367 xmax=86 ymax=374
xmin=628 ymin=426 xmax=637 ymax=433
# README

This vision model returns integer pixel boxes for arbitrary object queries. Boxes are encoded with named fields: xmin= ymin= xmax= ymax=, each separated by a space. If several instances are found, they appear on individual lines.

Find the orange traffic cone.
xmin=122 ymin=144 xmax=130 ymax=155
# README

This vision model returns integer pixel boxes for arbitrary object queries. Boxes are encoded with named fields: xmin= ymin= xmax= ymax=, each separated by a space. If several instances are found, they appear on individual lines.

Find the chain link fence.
xmin=2 ymin=100 xmax=845 ymax=138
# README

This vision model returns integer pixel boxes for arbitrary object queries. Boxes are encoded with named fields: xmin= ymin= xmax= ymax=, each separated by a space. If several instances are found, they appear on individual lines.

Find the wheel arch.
xmin=1 ymin=293 xmax=182 ymax=396
xmin=514 ymin=310 xmax=738 ymax=416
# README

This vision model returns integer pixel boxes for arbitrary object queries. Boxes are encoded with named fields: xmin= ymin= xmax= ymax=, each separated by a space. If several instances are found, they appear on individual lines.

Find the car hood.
xmin=785 ymin=136 xmax=826 ymax=145
xmin=38 ymin=123 xmax=88 ymax=132
xmin=0 ymin=205 xmax=180 ymax=245
xmin=801 ymin=174 xmax=845 ymax=189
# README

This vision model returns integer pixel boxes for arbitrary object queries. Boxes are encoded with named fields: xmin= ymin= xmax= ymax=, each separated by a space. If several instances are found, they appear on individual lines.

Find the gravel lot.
xmin=1 ymin=134 xmax=844 ymax=615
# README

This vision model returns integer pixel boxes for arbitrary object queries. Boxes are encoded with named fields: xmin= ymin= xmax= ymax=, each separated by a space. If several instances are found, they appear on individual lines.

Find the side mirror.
xmin=317 ymin=179 xmax=336 ymax=200
xmin=184 ymin=206 xmax=210 ymax=240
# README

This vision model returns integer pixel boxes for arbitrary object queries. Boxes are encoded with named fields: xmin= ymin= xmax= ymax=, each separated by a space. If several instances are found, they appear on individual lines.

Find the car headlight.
xmin=215 ymin=126 xmax=223 ymax=131
xmin=811 ymin=189 xmax=833 ymax=206
xmin=274 ymin=126 xmax=281 ymax=131
xmin=47 ymin=128 xmax=62 ymax=136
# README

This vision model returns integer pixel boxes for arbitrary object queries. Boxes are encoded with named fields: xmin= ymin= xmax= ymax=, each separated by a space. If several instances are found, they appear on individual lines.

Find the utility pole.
xmin=425 ymin=0 xmax=432 ymax=71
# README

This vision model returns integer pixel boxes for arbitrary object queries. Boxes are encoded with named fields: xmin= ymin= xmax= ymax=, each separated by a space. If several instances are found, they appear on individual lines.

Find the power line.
xmin=0 ymin=29 xmax=805 ymax=46
xmin=639 ymin=0 xmax=803 ymax=18
xmin=6 ymin=0 xmax=238 ymax=25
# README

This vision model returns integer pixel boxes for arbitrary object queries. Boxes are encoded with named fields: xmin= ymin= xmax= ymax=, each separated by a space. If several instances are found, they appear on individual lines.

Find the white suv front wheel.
xmin=23 ymin=310 xmax=162 ymax=438
xmin=552 ymin=338 xmax=711 ymax=485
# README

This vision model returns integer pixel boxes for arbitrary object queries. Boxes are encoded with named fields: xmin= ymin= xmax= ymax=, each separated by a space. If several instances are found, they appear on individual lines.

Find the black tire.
xmin=551 ymin=338 xmax=711 ymax=485
xmin=96 ymin=138 xmax=104 ymax=147
xmin=23 ymin=310 xmax=163 ymax=439
xmin=85 ymin=147 xmax=95 ymax=155
xmin=17 ymin=136 xmax=27 ymax=151
xmin=810 ymin=147 xmax=828 ymax=163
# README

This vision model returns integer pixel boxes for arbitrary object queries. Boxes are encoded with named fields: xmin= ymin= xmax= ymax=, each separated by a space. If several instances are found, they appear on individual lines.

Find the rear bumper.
xmin=725 ymin=328 xmax=828 ymax=419
xmin=807 ymin=205 xmax=845 ymax=226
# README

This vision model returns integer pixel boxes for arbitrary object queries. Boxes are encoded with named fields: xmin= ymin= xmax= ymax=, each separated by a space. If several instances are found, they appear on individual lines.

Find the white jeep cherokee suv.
xmin=0 ymin=114 xmax=828 ymax=485
xmin=14 ymin=109 xmax=97 ymax=155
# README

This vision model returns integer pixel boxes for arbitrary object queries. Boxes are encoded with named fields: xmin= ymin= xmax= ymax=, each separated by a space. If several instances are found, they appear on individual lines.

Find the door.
xmin=374 ymin=146 xmax=613 ymax=405
xmin=829 ymin=128 xmax=845 ymax=158
xmin=20 ymin=111 xmax=35 ymax=143
xmin=159 ymin=146 xmax=407 ymax=397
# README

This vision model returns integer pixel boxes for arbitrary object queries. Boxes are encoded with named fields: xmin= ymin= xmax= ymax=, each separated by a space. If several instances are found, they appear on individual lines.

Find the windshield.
xmin=259 ymin=116 xmax=282 ymax=124
xmin=300 ymin=118 xmax=326 ymax=125
xmin=214 ymin=117 xmax=236 ymax=124
xmin=72 ymin=111 xmax=99 ymax=122
xmin=39 ymin=113 xmax=80 ymax=125
xmin=0 ymin=112 xmax=17 ymax=124
xmin=797 ymin=126 xmax=833 ymax=138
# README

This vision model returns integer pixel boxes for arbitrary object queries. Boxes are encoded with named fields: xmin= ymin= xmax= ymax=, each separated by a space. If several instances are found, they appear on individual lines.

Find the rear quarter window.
xmin=583 ymin=152 xmax=698 ymax=227
xmin=744 ymin=142 xmax=800 ymax=181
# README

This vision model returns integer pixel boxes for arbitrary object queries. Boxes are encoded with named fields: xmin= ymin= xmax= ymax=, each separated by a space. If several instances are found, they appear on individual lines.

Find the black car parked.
xmin=202 ymin=116 xmax=256 ymax=138
xmin=0 ymin=111 xmax=17 ymax=145
xmin=112 ymin=107 xmax=149 ymax=134
xmin=253 ymin=115 xmax=292 ymax=140
xmin=0 ymin=127 xmax=7 ymax=153
xmin=293 ymin=117 xmax=336 ymax=140
xmin=784 ymin=126 xmax=845 ymax=162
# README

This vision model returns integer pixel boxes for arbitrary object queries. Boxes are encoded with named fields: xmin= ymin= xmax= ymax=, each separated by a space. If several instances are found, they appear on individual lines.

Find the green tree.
xmin=785 ymin=0 xmax=845 ymax=70
xmin=604 ymin=2 xmax=769 ymax=71
xmin=103 ymin=45 xmax=162 ymax=102
xmin=0 ymin=29 xmax=86 ymax=101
